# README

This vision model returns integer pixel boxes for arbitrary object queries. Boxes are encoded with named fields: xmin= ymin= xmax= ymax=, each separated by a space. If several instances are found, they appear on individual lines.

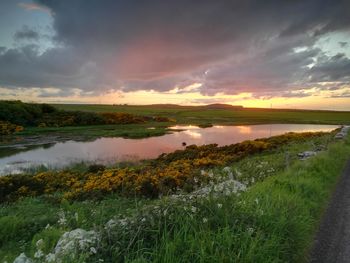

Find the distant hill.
xmin=147 ymin=103 xmax=244 ymax=110
xmin=202 ymin=104 xmax=244 ymax=110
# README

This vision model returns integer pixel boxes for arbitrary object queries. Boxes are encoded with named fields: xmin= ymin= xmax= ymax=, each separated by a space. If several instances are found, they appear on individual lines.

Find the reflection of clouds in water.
xmin=214 ymin=126 xmax=225 ymax=129
xmin=237 ymin=126 xmax=252 ymax=134
xmin=183 ymin=130 xmax=203 ymax=139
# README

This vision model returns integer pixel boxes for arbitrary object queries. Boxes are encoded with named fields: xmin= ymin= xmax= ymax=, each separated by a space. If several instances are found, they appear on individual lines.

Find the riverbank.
xmin=1 ymin=129 xmax=349 ymax=262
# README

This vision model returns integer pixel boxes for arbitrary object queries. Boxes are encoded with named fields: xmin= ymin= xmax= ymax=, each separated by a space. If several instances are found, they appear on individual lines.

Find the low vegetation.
xmin=1 ymin=130 xmax=348 ymax=262
xmin=0 ymin=101 xmax=173 ymax=135
xmin=0 ymin=121 xmax=23 ymax=135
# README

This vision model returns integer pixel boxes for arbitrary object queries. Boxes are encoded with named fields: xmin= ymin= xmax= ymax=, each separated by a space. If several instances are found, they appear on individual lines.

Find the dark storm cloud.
xmin=309 ymin=53 xmax=350 ymax=82
xmin=0 ymin=45 xmax=99 ymax=89
xmin=0 ymin=0 xmax=349 ymax=97
xmin=14 ymin=26 xmax=39 ymax=41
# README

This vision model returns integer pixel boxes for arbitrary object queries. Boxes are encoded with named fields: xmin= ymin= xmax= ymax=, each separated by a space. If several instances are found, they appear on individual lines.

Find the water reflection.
xmin=237 ymin=126 xmax=252 ymax=134
xmin=183 ymin=130 xmax=202 ymax=138
xmin=0 ymin=124 xmax=338 ymax=174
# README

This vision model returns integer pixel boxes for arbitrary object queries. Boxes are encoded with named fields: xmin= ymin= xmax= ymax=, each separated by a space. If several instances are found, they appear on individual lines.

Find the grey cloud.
xmin=309 ymin=53 xmax=350 ymax=82
xmin=0 ymin=0 xmax=349 ymax=98
xmin=0 ymin=45 xmax=102 ymax=90
xmin=14 ymin=26 xmax=40 ymax=41
xmin=328 ymin=91 xmax=350 ymax=98
xmin=188 ymin=98 xmax=240 ymax=105
xmin=339 ymin=41 xmax=348 ymax=48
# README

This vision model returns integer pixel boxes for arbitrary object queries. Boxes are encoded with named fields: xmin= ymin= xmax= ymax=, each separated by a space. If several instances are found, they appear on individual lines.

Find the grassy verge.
xmin=1 ymin=133 xmax=349 ymax=262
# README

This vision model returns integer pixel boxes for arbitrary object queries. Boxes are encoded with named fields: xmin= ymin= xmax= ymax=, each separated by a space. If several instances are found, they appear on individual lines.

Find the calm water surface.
xmin=0 ymin=124 xmax=338 ymax=174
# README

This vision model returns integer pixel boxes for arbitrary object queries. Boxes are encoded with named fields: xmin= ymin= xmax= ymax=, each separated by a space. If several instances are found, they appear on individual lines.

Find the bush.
xmin=88 ymin=164 xmax=106 ymax=173
xmin=0 ymin=121 xmax=24 ymax=135
xmin=0 ymin=100 xmax=174 ymax=128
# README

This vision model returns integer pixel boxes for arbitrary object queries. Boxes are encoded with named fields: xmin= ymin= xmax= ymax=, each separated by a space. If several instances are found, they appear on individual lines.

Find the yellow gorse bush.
xmin=0 ymin=131 xmax=327 ymax=202
xmin=0 ymin=121 xmax=24 ymax=135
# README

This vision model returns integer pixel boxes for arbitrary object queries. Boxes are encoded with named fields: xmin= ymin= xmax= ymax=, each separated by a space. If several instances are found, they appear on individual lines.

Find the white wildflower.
xmin=119 ymin=218 xmax=128 ymax=227
xmin=247 ymin=227 xmax=254 ymax=235
xmin=191 ymin=206 xmax=197 ymax=213
xmin=223 ymin=166 xmax=234 ymax=179
xmin=90 ymin=247 xmax=97 ymax=254
xmin=13 ymin=253 xmax=32 ymax=263
xmin=54 ymin=228 xmax=98 ymax=259
xmin=34 ymin=249 xmax=44 ymax=259
xmin=217 ymin=203 xmax=223 ymax=209
xmin=45 ymin=253 xmax=55 ymax=263
xmin=202 ymin=218 xmax=208 ymax=223
xmin=75 ymin=212 xmax=79 ymax=222
xmin=234 ymin=168 xmax=242 ymax=177
xmin=141 ymin=217 xmax=146 ymax=222
xmin=57 ymin=210 xmax=67 ymax=226
xmin=35 ymin=239 xmax=44 ymax=248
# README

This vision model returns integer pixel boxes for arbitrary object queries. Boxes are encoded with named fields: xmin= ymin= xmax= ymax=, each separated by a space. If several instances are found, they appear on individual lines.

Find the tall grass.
xmin=128 ymin=137 xmax=350 ymax=262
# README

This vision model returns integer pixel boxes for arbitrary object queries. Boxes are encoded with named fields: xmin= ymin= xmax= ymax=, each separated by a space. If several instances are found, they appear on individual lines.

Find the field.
xmin=54 ymin=104 xmax=350 ymax=126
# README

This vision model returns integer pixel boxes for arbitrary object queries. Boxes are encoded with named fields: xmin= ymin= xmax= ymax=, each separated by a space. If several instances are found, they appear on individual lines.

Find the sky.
xmin=0 ymin=0 xmax=350 ymax=110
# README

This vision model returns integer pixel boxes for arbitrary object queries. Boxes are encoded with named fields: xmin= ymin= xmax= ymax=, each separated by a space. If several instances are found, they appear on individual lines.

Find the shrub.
xmin=88 ymin=164 xmax=106 ymax=173
xmin=0 ymin=121 xmax=24 ymax=135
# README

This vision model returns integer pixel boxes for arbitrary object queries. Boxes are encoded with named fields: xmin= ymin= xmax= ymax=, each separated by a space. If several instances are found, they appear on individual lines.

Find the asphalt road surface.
xmin=309 ymin=160 xmax=350 ymax=263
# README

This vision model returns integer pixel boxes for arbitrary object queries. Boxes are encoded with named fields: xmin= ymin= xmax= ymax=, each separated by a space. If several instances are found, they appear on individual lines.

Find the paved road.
xmin=309 ymin=160 xmax=350 ymax=263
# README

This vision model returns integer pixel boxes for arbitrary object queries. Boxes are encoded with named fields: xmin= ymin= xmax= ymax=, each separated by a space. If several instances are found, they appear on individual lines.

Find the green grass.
xmin=16 ymin=122 xmax=172 ymax=138
xmin=53 ymin=104 xmax=350 ymax=126
xmin=1 ymin=133 xmax=348 ymax=262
